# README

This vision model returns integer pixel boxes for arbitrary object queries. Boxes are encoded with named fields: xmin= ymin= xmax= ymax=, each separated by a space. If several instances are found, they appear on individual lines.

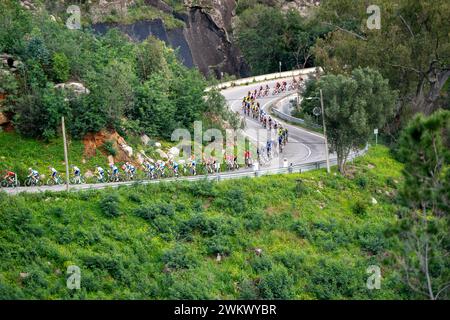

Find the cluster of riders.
xmin=1 ymin=77 xmax=304 ymax=188
xmin=1 ymin=152 xmax=253 ymax=188
xmin=242 ymin=78 xmax=297 ymax=160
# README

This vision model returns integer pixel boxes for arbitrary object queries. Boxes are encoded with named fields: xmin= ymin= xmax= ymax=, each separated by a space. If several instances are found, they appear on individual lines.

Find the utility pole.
xmin=61 ymin=116 xmax=70 ymax=191
xmin=320 ymin=89 xmax=330 ymax=173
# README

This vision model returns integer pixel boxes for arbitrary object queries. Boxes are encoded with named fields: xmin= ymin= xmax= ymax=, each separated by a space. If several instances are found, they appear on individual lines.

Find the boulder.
xmin=156 ymin=149 xmax=168 ymax=159
xmin=54 ymin=82 xmax=90 ymax=95
xmin=0 ymin=112 xmax=8 ymax=125
xmin=371 ymin=197 xmax=378 ymax=205
xmin=168 ymin=146 xmax=180 ymax=157
xmin=140 ymin=134 xmax=150 ymax=146
xmin=154 ymin=142 xmax=162 ymax=148
xmin=107 ymin=155 xmax=114 ymax=165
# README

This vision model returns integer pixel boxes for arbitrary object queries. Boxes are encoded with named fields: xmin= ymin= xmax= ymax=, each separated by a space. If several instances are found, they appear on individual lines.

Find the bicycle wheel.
xmin=0 ymin=180 xmax=7 ymax=188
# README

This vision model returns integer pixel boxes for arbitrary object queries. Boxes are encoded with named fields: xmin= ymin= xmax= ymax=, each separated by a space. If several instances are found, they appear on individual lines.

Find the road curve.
xmin=3 ymin=76 xmax=333 ymax=195
xmin=220 ymin=76 xmax=330 ymax=166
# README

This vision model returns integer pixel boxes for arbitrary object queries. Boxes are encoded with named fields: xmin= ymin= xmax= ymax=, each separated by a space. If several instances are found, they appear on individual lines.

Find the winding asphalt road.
xmin=220 ymin=76 xmax=329 ymax=167
xmin=3 ymin=75 xmax=332 ymax=195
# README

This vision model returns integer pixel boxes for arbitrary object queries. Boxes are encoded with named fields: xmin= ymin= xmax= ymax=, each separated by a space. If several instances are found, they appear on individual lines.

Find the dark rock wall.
xmin=91 ymin=1 xmax=249 ymax=78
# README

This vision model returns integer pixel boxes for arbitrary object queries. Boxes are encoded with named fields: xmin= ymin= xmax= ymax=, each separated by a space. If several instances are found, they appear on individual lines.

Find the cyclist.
xmin=144 ymin=160 xmax=155 ymax=179
xmin=3 ymin=170 xmax=17 ymax=185
xmin=171 ymin=160 xmax=179 ymax=177
xmin=48 ymin=166 xmax=59 ymax=183
xmin=28 ymin=167 xmax=40 ymax=184
xmin=96 ymin=165 xmax=105 ymax=181
xmin=110 ymin=164 xmax=119 ymax=181
xmin=190 ymin=157 xmax=197 ymax=176
xmin=72 ymin=165 xmax=82 ymax=183
xmin=125 ymin=162 xmax=136 ymax=179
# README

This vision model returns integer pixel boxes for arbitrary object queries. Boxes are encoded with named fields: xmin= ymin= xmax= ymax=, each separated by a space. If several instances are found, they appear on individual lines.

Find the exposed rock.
xmin=254 ymin=248 xmax=262 ymax=256
xmin=136 ymin=152 xmax=145 ymax=164
xmin=155 ymin=148 xmax=168 ymax=159
xmin=371 ymin=197 xmax=378 ymax=205
xmin=140 ymin=134 xmax=150 ymax=146
xmin=107 ymin=155 xmax=115 ymax=165
xmin=54 ymin=82 xmax=90 ymax=95
xmin=154 ymin=142 xmax=162 ymax=148
xmin=0 ymin=112 xmax=8 ymax=125
xmin=83 ymin=130 xmax=135 ymax=164
xmin=168 ymin=146 xmax=180 ymax=157
xmin=216 ymin=253 xmax=222 ymax=262
xmin=91 ymin=0 xmax=249 ymax=78
xmin=19 ymin=272 xmax=29 ymax=279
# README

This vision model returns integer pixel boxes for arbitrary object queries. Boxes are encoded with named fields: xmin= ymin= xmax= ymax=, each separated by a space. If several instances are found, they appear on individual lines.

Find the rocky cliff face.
xmin=27 ymin=0 xmax=319 ymax=78
xmin=89 ymin=0 xmax=249 ymax=78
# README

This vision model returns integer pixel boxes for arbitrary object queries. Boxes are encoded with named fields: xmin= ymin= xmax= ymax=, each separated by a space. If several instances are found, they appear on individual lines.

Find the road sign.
xmin=374 ymin=128 xmax=378 ymax=145
xmin=313 ymin=107 xmax=321 ymax=116
xmin=374 ymin=128 xmax=378 ymax=135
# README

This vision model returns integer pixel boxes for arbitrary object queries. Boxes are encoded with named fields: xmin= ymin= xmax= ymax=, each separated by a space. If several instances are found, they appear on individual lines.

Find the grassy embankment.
xmin=0 ymin=145 xmax=412 ymax=299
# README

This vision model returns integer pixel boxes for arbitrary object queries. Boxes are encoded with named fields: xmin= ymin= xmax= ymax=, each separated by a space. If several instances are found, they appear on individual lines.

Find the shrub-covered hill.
xmin=0 ymin=146 xmax=413 ymax=299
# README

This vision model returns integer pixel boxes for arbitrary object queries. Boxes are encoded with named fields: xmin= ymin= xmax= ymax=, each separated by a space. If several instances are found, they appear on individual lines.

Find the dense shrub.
xmin=134 ymin=203 xmax=175 ymax=221
xmin=257 ymin=266 xmax=294 ymax=299
xmin=204 ymin=235 xmax=233 ymax=255
xmin=99 ymin=194 xmax=121 ymax=217
xmin=214 ymin=188 xmax=247 ymax=214
xmin=291 ymin=220 xmax=311 ymax=239
xmin=307 ymin=259 xmax=365 ymax=299
xmin=238 ymin=279 xmax=260 ymax=299
xmin=355 ymin=176 xmax=368 ymax=189
xmin=162 ymin=244 xmax=198 ymax=270
xmin=250 ymin=255 xmax=274 ymax=273
xmin=353 ymin=200 xmax=367 ymax=216
xmin=128 ymin=194 xmax=142 ymax=203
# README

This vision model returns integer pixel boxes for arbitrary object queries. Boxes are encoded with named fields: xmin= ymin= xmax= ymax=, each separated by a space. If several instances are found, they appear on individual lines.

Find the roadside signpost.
xmin=374 ymin=128 xmax=378 ymax=145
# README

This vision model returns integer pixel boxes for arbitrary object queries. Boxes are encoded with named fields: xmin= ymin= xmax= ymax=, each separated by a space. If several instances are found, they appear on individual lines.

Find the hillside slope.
xmin=0 ymin=146 xmax=413 ymax=299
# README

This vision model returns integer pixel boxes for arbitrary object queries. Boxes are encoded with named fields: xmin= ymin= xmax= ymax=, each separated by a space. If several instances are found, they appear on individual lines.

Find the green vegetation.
xmin=301 ymin=67 xmax=397 ymax=173
xmin=313 ymin=0 xmax=450 ymax=132
xmin=391 ymin=110 xmax=450 ymax=299
xmin=235 ymin=5 xmax=329 ymax=75
xmin=101 ymin=1 xmax=185 ymax=30
xmin=0 ymin=131 xmax=106 ymax=179
xmin=0 ymin=146 xmax=418 ymax=299
xmin=0 ymin=0 xmax=235 ymax=142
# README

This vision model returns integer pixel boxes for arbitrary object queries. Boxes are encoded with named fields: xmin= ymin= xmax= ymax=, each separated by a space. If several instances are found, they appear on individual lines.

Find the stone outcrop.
xmin=91 ymin=0 xmax=249 ymax=78
xmin=54 ymin=82 xmax=90 ymax=95
xmin=83 ymin=130 xmax=136 ymax=164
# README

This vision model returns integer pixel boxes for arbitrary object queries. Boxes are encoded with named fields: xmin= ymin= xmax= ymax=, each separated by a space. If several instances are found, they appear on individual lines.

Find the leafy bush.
xmin=162 ymin=244 xmax=198 ymax=270
xmin=355 ymin=176 xmax=368 ymax=189
xmin=250 ymin=255 xmax=273 ymax=273
xmin=214 ymin=188 xmax=247 ymax=214
xmin=134 ymin=203 xmax=175 ymax=221
xmin=258 ymin=266 xmax=294 ymax=299
xmin=353 ymin=200 xmax=367 ymax=216
xmin=307 ymin=259 xmax=365 ymax=299
xmin=291 ymin=220 xmax=311 ymax=239
xmin=204 ymin=235 xmax=233 ymax=255
xmin=238 ymin=279 xmax=260 ymax=299
xmin=128 ymin=194 xmax=142 ymax=203
xmin=99 ymin=194 xmax=121 ymax=217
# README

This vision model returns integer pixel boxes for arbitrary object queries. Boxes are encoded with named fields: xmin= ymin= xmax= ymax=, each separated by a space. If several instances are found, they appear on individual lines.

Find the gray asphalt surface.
xmin=3 ymin=75 xmax=333 ymax=195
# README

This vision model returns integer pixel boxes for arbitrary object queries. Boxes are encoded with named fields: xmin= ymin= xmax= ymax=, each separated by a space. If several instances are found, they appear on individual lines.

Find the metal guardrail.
xmin=3 ymin=145 xmax=369 ymax=195
xmin=271 ymin=94 xmax=321 ymax=129
xmin=205 ymin=67 xmax=322 ymax=92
